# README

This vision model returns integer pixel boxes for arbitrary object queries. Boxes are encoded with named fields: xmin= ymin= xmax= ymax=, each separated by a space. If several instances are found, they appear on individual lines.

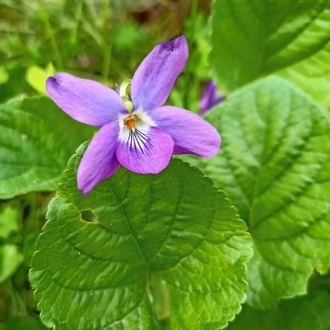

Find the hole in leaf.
xmin=81 ymin=210 xmax=98 ymax=223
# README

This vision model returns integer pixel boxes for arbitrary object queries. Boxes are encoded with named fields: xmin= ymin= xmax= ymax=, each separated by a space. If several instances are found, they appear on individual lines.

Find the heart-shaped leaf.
xmin=30 ymin=145 xmax=251 ymax=330
xmin=182 ymin=76 xmax=330 ymax=309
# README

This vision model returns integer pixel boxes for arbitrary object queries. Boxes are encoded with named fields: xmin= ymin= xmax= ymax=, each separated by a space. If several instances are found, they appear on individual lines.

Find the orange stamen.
xmin=126 ymin=118 xmax=135 ymax=130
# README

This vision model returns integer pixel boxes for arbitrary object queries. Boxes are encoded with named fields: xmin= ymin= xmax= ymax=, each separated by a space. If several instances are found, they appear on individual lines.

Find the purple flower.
xmin=199 ymin=80 xmax=225 ymax=116
xmin=46 ymin=36 xmax=220 ymax=196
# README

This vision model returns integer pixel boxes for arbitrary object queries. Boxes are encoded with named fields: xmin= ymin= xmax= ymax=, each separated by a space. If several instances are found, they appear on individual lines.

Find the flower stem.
xmin=190 ymin=0 xmax=199 ymax=35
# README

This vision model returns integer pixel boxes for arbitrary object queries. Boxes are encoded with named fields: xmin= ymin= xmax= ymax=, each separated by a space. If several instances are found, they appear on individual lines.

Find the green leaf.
xmin=0 ymin=66 xmax=9 ymax=85
xmin=23 ymin=233 xmax=39 ymax=266
xmin=113 ymin=23 xmax=147 ymax=50
xmin=227 ymin=286 xmax=330 ymax=330
xmin=182 ymin=76 xmax=330 ymax=309
xmin=0 ymin=68 xmax=33 ymax=104
xmin=0 ymin=96 xmax=95 ymax=199
xmin=1 ymin=317 xmax=49 ymax=330
xmin=26 ymin=63 xmax=55 ymax=94
xmin=30 ymin=146 xmax=251 ymax=330
xmin=0 ymin=206 xmax=21 ymax=240
xmin=226 ymin=297 xmax=321 ymax=330
xmin=1 ymin=280 xmax=27 ymax=318
xmin=306 ymin=290 xmax=330 ymax=330
xmin=307 ymin=271 xmax=330 ymax=330
xmin=210 ymin=0 xmax=330 ymax=104
xmin=0 ymin=245 xmax=23 ymax=283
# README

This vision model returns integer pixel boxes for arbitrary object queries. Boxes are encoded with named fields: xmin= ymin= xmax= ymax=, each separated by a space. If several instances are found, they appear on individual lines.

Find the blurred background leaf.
xmin=0 ymin=0 xmax=214 ymax=115
xmin=0 ymin=245 xmax=23 ymax=283
xmin=0 ymin=206 xmax=21 ymax=241
xmin=26 ymin=63 xmax=55 ymax=94
xmin=0 ymin=193 xmax=52 ymax=328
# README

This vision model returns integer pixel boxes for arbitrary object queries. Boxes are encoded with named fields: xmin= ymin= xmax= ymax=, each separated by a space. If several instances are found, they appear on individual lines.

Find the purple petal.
xmin=199 ymin=81 xmax=225 ymax=116
xmin=150 ymin=106 xmax=220 ymax=157
xmin=77 ymin=121 xmax=120 ymax=196
xmin=131 ymin=36 xmax=188 ymax=112
xmin=46 ymin=73 xmax=127 ymax=127
xmin=116 ymin=126 xmax=174 ymax=174
xmin=115 ymin=83 xmax=120 ymax=95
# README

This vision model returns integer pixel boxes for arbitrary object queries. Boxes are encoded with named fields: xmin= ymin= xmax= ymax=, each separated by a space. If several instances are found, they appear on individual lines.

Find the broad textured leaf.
xmin=30 ymin=145 xmax=251 ymax=330
xmin=226 ymin=297 xmax=321 ymax=330
xmin=211 ymin=0 xmax=330 ymax=104
xmin=182 ymin=76 xmax=330 ymax=309
xmin=0 ymin=96 xmax=95 ymax=199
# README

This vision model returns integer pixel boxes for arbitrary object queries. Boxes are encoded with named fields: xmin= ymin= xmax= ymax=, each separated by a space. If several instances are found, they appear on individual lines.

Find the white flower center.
xmin=118 ymin=110 xmax=156 ymax=149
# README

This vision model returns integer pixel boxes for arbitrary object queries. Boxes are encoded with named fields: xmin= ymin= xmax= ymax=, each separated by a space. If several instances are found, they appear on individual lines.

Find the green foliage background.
xmin=1 ymin=0 xmax=330 ymax=329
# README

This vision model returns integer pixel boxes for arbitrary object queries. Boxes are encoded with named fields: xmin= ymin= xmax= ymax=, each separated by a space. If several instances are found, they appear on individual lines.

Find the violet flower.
xmin=199 ymin=80 xmax=225 ymax=116
xmin=46 ymin=36 xmax=220 ymax=196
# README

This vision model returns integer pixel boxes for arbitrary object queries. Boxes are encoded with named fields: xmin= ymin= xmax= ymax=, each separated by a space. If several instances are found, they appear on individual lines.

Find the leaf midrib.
xmin=105 ymin=178 xmax=148 ymax=265
xmin=247 ymin=85 xmax=271 ymax=228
